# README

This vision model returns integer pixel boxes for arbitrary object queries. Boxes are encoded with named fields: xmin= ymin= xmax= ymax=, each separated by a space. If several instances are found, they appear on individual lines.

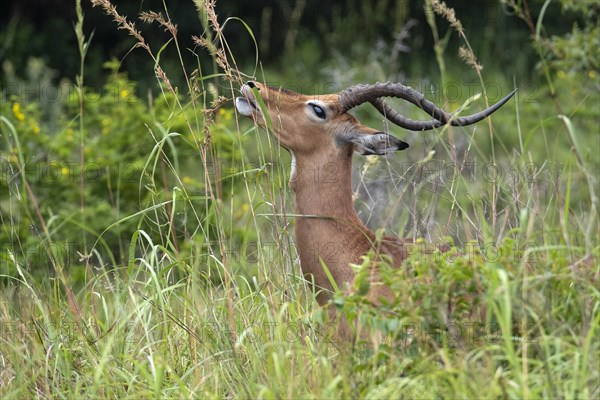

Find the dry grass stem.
xmin=459 ymin=45 xmax=482 ymax=71
xmin=90 ymin=0 xmax=150 ymax=53
xmin=139 ymin=11 xmax=178 ymax=37
xmin=430 ymin=0 xmax=463 ymax=33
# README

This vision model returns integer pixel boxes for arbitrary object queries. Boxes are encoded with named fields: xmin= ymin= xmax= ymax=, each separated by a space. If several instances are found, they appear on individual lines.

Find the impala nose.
xmin=246 ymin=81 xmax=256 ymax=88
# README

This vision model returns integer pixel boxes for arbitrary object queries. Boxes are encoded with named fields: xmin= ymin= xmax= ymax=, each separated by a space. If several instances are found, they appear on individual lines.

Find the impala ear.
xmin=339 ymin=131 xmax=409 ymax=155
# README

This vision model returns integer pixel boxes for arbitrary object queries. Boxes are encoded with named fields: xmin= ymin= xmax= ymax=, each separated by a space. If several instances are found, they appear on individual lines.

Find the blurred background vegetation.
xmin=0 ymin=1 xmax=598 ymax=397
xmin=1 ymin=0 xmax=598 ymax=89
xmin=0 ymin=0 xmax=598 ymax=280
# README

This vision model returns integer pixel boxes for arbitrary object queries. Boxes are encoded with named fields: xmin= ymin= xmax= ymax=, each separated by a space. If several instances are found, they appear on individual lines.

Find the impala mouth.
xmin=235 ymin=83 xmax=259 ymax=117
xmin=235 ymin=96 xmax=257 ymax=117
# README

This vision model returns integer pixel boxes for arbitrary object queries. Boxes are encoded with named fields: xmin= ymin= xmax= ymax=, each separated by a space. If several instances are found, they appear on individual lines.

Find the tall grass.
xmin=0 ymin=0 xmax=598 ymax=398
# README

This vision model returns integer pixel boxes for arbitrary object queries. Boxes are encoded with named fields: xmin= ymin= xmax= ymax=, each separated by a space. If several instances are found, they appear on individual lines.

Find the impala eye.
xmin=310 ymin=104 xmax=327 ymax=119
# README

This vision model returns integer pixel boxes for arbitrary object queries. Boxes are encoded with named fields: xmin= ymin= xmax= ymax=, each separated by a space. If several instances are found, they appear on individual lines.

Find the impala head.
xmin=235 ymin=81 xmax=408 ymax=157
xmin=235 ymin=80 xmax=516 ymax=158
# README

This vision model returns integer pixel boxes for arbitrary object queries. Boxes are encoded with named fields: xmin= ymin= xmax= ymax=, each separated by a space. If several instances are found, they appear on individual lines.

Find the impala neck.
xmin=288 ymin=148 xmax=371 ymax=302
xmin=289 ymin=149 xmax=360 ymax=221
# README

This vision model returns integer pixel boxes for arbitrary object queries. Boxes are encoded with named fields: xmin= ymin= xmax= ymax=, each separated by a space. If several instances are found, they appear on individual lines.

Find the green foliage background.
xmin=0 ymin=0 xmax=598 ymax=398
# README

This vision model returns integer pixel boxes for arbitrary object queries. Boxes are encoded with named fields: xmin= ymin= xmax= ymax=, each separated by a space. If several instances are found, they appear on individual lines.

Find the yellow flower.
xmin=183 ymin=176 xmax=192 ymax=184
xmin=589 ymin=70 xmax=598 ymax=80
xmin=241 ymin=203 xmax=250 ymax=212
xmin=119 ymin=89 xmax=129 ymax=99
xmin=557 ymin=70 xmax=566 ymax=80
xmin=101 ymin=118 xmax=111 ymax=135
xmin=12 ymin=102 xmax=25 ymax=121
xmin=218 ymin=108 xmax=233 ymax=121
xmin=32 ymin=125 xmax=40 ymax=135
xmin=61 ymin=167 xmax=70 ymax=176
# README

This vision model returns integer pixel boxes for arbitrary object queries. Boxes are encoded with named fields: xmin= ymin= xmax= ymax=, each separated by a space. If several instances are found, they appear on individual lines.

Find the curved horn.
xmin=339 ymin=82 xmax=452 ymax=123
xmin=339 ymin=81 xmax=517 ymax=131
xmin=371 ymin=89 xmax=517 ymax=131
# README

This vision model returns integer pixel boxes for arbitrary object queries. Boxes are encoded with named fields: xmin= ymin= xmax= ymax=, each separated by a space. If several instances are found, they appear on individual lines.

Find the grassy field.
xmin=0 ymin=0 xmax=598 ymax=398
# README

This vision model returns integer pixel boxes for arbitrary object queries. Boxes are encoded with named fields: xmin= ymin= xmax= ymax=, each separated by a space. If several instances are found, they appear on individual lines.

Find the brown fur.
xmin=237 ymin=82 xmax=414 ymax=340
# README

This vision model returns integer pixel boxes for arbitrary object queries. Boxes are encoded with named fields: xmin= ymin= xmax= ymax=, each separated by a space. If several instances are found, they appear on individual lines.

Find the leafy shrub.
xmin=0 ymin=58 xmax=242 ymax=282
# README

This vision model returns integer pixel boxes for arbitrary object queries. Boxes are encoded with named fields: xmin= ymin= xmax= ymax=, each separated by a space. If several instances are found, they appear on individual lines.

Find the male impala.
xmin=235 ymin=81 xmax=514 ymax=340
